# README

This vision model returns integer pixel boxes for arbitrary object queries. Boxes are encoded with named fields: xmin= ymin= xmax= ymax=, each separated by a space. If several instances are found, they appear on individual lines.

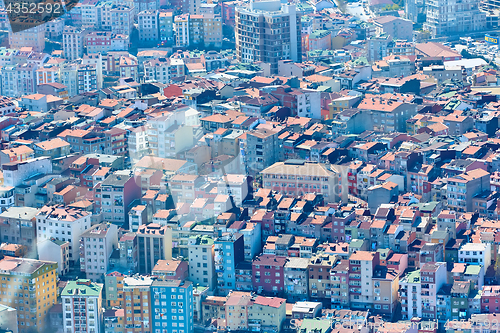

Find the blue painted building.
xmin=151 ymin=279 xmax=194 ymax=333
xmin=214 ymin=232 xmax=245 ymax=294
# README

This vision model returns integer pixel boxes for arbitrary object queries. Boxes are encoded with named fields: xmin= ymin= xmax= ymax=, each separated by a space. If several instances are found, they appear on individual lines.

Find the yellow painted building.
xmin=0 ymin=257 xmax=58 ymax=333
xmin=122 ymin=275 xmax=153 ymax=332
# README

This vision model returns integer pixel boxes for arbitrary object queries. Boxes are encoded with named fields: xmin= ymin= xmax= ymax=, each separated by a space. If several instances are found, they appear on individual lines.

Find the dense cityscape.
xmin=0 ymin=0 xmax=499 ymax=332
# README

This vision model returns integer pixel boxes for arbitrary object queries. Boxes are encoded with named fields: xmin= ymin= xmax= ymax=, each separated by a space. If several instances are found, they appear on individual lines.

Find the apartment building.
xmin=0 ymin=207 xmax=38 ymax=255
xmin=147 ymin=114 xmax=194 ymax=159
xmin=1 ymin=62 xmax=38 ymax=97
xmin=202 ymin=14 xmax=223 ymax=48
xmin=36 ymin=205 xmax=91 ymax=265
xmin=98 ymin=173 xmax=141 ymax=225
xmin=252 ymin=254 xmax=288 ymax=296
xmin=61 ymin=279 xmax=103 ymax=333
xmin=38 ymin=238 xmax=70 ymax=276
xmin=138 ymin=10 xmax=159 ymax=41
xmin=261 ymin=160 xmax=344 ymax=203
xmin=308 ymin=254 xmax=338 ymax=302
xmin=110 ymin=6 xmax=134 ymax=35
xmin=188 ymin=235 xmax=216 ymax=291
xmin=159 ymin=11 xmax=174 ymax=45
xmin=235 ymin=1 xmax=301 ymax=73
xmin=400 ymin=262 xmax=447 ymax=320
xmin=174 ymin=14 xmax=190 ymax=47
xmin=349 ymin=251 xmax=380 ymax=310
xmin=447 ymin=169 xmax=490 ymax=213
xmin=80 ymin=223 xmax=119 ymax=283
xmin=9 ymin=26 xmax=45 ymax=52
xmin=217 ymin=174 xmax=248 ymax=208
xmin=248 ymin=296 xmax=286 ymax=332
xmin=0 ymin=257 xmax=58 ymax=332
xmin=122 ymin=275 xmax=153 ymax=332
xmin=151 ymin=280 xmax=194 ymax=333
xmin=136 ymin=223 xmax=173 ymax=274
xmin=458 ymin=242 xmax=492 ymax=269
xmin=0 ymin=146 xmax=34 ymax=165
xmin=372 ymin=16 xmax=413 ymax=41
xmin=423 ymin=0 xmax=486 ymax=37
xmin=214 ymin=232 xmax=245 ymax=294
xmin=143 ymin=57 xmax=186 ymax=85
xmin=330 ymin=259 xmax=350 ymax=309
xmin=63 ymin=26 xmax=86 ymax=61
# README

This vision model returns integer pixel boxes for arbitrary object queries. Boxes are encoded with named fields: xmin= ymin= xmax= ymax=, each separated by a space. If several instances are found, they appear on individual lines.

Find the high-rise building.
xmin=174 ymin=14 xmax=190 ymax=47
xmin=136 ymin=223 xmax=173 ymax=274
xmin=0 ymin=257 xmax=58 ymax=332
xmin=61 ymin=279 xmax=103 ymax=333
xmin=214 ymin=232 xmax=245 ymax=294
xmin=79 ymin=223 xmax=119 ymax=283
xmin=122 ymin=275 xmax=153 ymax=332
xmin=159 ymin=11 xmax=174 ymax=45
xmin=423 ymin=0 xmax=486 ymax=37
xmin=235 ymin=0 xmax=301 ymax=73
xmin=138 ymin=10 xmax=160 ymax=41
xmin=400 ymin=262 xmax=447 ymax=320
xmin=63 ymin=26 xmax=86 ymax=61
xmin=188 ymin=235 xmax=216 ymax=291
xmin=36 ymin=205 xmax=92 ymax=265
xmin=151 ymin=280 xmax=194 ymax=333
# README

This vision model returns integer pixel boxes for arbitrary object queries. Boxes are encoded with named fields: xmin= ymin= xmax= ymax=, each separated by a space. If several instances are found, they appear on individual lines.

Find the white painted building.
xmin=36 ymin=205 xmax=91 ymax=265
xmin=458 ymin=242 xmax=492 ymax=270
xmin=62 ymin=279 xmax=103 ymax=333
xmin=38 ymin=238 xmax=71 ymax=275
xmin=80 ymin=223 xmax=118 ymax=282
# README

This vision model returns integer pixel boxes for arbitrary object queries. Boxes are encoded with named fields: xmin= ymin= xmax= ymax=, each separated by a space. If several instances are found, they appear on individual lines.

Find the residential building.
xmin=188 ymin=235 xmax=216 ymax=291
xmin=423 ymin=0 xmax=486 ymax=37
xmin=63 ymin=26 xmax=86 ymax=61
xmin=61 ymin=279 xmax=103 ymax=333
xmin=400 ymin=262 xmax=447 ymax=320
xmin=0 ymin=207 xmax=38 ymax=254
xmin=447 ymin=169 xmax=490 ymax=212
xmin=458 ymin=242 xmax=492 ymax=269
xmin=151 ymin=280 xmax=194 ymax=333
xmin=138 ymin=11 xmax=160 ymax=41
xmin=80 ymin=223 xmax=119 ymax=283
xmin=252 ymin=254 xmax=287 ymax=296
xmin=235 ymin=1 xmax=302 ymax=73
xmin=0 ymin=257 xmax=58 ymax=332
xmin=36 ymin=205 xmax=92 ymax=265
xmin=122 ymin=275 xmax=153 ymax=332
xmin=98 ymin=173 xmax=141 ymax=225
xmin=137 ymin=223 xmax=173 ymax=274
xmin=261 ymin=160 xmax=345 ymax=203
xmin=38 ymin=238 xmax=70 ymax=276
xmin=214 ymin=232 xmax=244 ymax=294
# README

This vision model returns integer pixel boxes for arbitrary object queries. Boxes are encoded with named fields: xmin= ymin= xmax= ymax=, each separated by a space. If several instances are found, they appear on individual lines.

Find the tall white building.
xmin=174 ymin=14 xmax=190 ymax=47
xmin=63 ymin=26 xmax=86 ymax=61
xmin=80 ymin=223 xmax=118 ymax=283
xmin=400 ymin=262 xmax=447 ymax=320
xmin=188 ymin=235 xmax=216 ymax=291
xmin=423 ymin=0 xmax=486 ymax=37
xmin=147 ymin=110 xmax=195 ymax=158
xmin=235 ymin=0 xmax=301 ymax=73
xmin=36 ymin=205 xmax=92 ymax=265
xmin=62 ymin=279 xmax=103 ymax=333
